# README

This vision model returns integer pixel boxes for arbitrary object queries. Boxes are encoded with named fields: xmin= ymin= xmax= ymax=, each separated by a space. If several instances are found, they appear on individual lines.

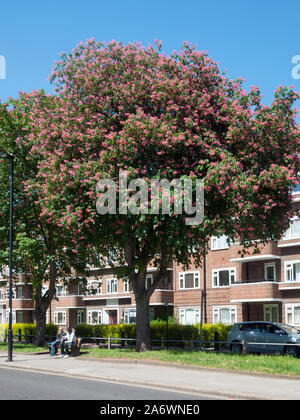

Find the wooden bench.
xmin=71 ymin=337 xmax=82 ymax=357
xmin=48 ymin=337 xmax=82 ymax=357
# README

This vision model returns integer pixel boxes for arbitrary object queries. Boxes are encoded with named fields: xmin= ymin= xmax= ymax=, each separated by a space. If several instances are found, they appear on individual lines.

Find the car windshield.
xmin=277 ymin=323 xmax=300 ymax=334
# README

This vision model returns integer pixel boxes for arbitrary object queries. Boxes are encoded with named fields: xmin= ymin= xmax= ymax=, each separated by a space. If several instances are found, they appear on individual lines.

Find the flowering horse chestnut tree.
xmin=25 ymin=40 xmax=299 ymax=351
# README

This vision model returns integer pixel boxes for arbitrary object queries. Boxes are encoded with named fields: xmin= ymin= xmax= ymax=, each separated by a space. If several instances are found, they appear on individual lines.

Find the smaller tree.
xmin=0 ymin=93 xmax=95 ymax=346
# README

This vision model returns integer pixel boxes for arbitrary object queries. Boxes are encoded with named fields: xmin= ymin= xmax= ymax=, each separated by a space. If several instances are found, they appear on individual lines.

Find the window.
xmin=77 ymin=310 xmax=85 ymax=324
xmin=54 ymin=311 xmax=66 ymax=325
xmin=264 ymin=305 xmax=279 ymax=323
xmin=212 ymin=268 xmax=236 ymax=287
xmin=16 ymin=286 xmax=23 ymax=299
xmin=42 ymin=285 xmax=48 ymax=297
xmin=264 ymin=263 xmax=276 ymax=281
xmin=105 ymin=250 xmax=118 ymax=266
xmin=56 ymin=285 xmax=66 ymax=297
xmin=88 ymin=310 xmax=102 ymax=325
xmin=123 ymin=279 xmax=131 ymax=293
xmin=284 ymin=218 xmax=300 ymax=240
xmin=124 ymin=309 xmax=136 ymax=324
xmin=106 ymin=278 xmax=118 ymax=294
xmin=0 ymin=290 xmax=3 ymax=300
xmin=292 ymin=182 xmax=300 ymax=194
xmin=286 ymin=304 xmax=300 ymax=326
xmin=284 ymin=261 xmax=300 ymax=283
xmin=213 ymin=306 xmax=237 ymax=324
xmin=179 ymin=307 xmax=200 ymax=325
xmin=145 ymin=274 xmax=154 ymax=291
xmin=77 ymin=282 xmax=85 ymax=296
xmin=16 ymin=312 xmax=23 ymax=323
xmin=6 ymin=287 xmax=15 ymax=299
xmin=123 ymin=308 xmax=154 ymax=324
xmin=88 ymin=280 xmax=102 ymax=295
xmin=6 ymin=311 xmax=16 ymax=324
xmin=211 ymin=235 xmax=230 ymax=250
xmin=149 ymin=308 xmax=155 ymax=321
xmin=179 ymin=271 xmax=200 ymax=290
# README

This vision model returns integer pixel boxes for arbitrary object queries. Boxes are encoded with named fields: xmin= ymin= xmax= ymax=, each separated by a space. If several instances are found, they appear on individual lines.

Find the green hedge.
xmin=75 ymin=321 xmax=232 ymax=345
xmin=0 ymin=324 xmax=58 ymax=340
xmin=0 ymin=322 xmax=232 ymax=346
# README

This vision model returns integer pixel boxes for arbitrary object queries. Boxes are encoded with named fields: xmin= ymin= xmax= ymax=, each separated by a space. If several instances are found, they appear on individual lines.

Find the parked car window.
xmin=278 ymin=323 xmax=300 ymax=334
xmin=239 ymin=323 xmax=264 ymax=333
xmin=265 ymin=324 xmax=286 ymax=335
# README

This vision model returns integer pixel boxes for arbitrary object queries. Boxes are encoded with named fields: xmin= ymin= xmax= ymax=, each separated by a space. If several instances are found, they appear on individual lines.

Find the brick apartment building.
xmin=0 ymin=187 xmax=299 ymax=330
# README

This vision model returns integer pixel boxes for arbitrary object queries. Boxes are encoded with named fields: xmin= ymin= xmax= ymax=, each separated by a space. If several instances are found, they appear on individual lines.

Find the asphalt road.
xmin=0 ymin=367 xmax=220 ymax=401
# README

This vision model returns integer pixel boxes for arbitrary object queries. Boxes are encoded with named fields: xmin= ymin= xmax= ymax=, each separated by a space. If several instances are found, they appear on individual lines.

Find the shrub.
xmin=74 ymin=322 xmax=232 ymax=347
xmin=0 ymin=323 xmax=58 ymax=341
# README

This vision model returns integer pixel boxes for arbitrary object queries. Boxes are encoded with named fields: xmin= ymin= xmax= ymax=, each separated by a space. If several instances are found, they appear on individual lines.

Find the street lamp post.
xmin=0 ymin=154 xmax=14 ymax=362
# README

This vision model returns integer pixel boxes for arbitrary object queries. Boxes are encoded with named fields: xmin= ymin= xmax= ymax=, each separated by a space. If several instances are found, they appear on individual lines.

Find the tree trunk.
xmin=34 ymin=303 xmax=47 ymax=347
xmin=135 ymin=292 xmax=151 ymax=352
xmin=33 ymin=259 xmax=57 ymax=347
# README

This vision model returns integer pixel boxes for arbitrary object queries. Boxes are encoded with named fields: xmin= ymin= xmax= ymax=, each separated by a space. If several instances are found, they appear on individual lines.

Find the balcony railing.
xmin=232 ymin=278 xmax=277 ymax=285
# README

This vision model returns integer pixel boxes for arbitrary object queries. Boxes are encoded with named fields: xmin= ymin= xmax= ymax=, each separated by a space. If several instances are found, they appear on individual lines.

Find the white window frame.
xmin=55 ymin=284 xmax=66 ymax=297
xmin=77 ymin=282 xmax=85 ymax=296
xmin=0 ymin=290 xmax=4 ymax=300
xmin=123 ymin=279 xmax=131 ymax=293
xmin=42 ymin=285 xmax=48 ymax=297
xmin=16 ymin=311 xmax=23 ymax=323
xmin=87 ymin=309 xmax=102 ymax=325
xmin=284 ymin=260 xmax=300 ymax=283
xmin=283 ymin=217 xmax=300 ymax=240
xmin=54 ymin=311 xmax=66 ymax=325
xmin=285 ymin=303 xmax=300 ymax=326
xmin=179 ymin=307 xmax=200 ymax=325
xmin=6 ymin=311 xmax=16 ymax=324
xmin=264 ymin=304 xmax=279 ymax=323
xmin=211 ymin=235 xmax=230 ymax=250
xmin=77 ymin=309 xmax=85 ymax=324
xmin=16 ymin=286 xmax=23 ymax=300
xmin=145 ymin=274 xmax=154 ymax=291
xmin=124 ymin=308 xmax=136 ymax=324
xmin=213 ymin=306 xmax=237 ymax=325
xmin=106 ymin=278 xmax=118 ymax=294
xmin=6 ymin=287 xmax=16 ymax=299
xmin=264 ymin=262 xmax=276 ymax=281
xmin=212 ymin=267 xmax=236 ymax=288
xmin=88 ymin=280 xmax=102 ymax=295
xmin=179 ymin=271 xmax=200 ymax=290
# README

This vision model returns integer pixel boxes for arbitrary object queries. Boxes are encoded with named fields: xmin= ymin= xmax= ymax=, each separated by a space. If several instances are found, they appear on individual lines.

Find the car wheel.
xmin=231 ymin=342 xmax=242 ymax=355
xmin=285 ymin=345 xmax=298 ymax=358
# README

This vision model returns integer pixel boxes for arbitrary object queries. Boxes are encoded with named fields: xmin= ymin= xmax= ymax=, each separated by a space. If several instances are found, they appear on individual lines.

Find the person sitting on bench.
xmin=61 ymin=327 xmax=76 ymax=357
xmin=48 ymin=328 xmax=66 ymax=356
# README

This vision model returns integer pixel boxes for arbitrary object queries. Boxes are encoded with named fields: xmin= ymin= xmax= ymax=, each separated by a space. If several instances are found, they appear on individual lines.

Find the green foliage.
xmin=0 ymin=323 xmax=58 ymax=340
xmin=75 ymin=322 xmax=232 ymax=345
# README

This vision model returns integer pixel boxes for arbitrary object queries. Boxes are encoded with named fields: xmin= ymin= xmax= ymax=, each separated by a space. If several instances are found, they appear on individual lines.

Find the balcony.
xmin=279 ymin=281 xmax=300 ymax=291
xmin=55 ymin=294 xmax=85 ymax=307
xmin=230 ymin=279 xmax=281 ymax=303
xmin=150 ymin=289 xmax=174 ymax=305
xmin=229 ymin=242 xmax=281 ymax=263
xmin=11 ymin=298 xmax=34 ymax=310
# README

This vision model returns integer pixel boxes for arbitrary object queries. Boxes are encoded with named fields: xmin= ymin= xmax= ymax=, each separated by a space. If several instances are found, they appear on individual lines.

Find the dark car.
xmin=227 ymin=322 xmax=300 ymax=357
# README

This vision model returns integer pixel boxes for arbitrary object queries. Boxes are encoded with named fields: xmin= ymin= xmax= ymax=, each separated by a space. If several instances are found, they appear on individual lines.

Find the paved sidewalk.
xmin=0 ymin=351 xmax=300 ymax=400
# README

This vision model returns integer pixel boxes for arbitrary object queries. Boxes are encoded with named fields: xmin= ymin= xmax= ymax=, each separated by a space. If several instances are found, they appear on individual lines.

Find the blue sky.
xmin=0 ymin=0 xmax=299 ymax=121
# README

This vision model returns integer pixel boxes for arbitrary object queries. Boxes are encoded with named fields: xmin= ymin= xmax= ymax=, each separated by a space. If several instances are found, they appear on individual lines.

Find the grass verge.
xmin=1 ymin=342 xmax=300 ymax=377
xmin=85 ymin=347 xmax=300 ymax=377
xmin=0 ymin=342 xmax=48 ymax=353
